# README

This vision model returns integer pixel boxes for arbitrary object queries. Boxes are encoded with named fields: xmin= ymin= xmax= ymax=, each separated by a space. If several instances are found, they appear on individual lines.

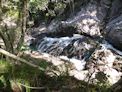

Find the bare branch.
xmin=0 ymin=48 xmax=45 ymax=71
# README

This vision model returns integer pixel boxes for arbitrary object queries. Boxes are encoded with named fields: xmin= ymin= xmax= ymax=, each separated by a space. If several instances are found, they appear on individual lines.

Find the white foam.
xmin=60 ymin=56 xmax=86 ymax=71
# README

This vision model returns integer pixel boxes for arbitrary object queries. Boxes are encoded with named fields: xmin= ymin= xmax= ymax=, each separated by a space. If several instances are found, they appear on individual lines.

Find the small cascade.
xmin=36 ymin=35 xmax=96 ymax=60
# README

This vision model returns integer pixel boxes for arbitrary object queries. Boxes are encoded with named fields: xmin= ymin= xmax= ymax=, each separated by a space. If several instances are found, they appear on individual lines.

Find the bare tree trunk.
xmin=17 ymin=0 xmax=28 ymax=52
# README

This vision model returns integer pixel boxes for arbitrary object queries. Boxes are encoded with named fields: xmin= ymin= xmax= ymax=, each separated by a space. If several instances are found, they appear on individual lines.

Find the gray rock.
xmin=44 ymin=0 xmax=112 ymax=38
xmin=105 ymin=0 xmax=122 ymax=51
xmin=61 ymin=0 xmax=112 ymax=37
xmin=106 ymin=15 xmax=122 ymax=51
xmin=85 ymin=44 xmax=122 ymax=84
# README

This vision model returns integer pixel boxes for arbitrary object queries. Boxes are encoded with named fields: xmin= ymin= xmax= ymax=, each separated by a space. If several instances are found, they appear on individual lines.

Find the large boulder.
xmin=44 ymin=0 xmax=112 ymax=38
xmin=61 ymin=0 xmax=112 ymax=37
xmin=105 ymin=0 xmax=122 ymax=51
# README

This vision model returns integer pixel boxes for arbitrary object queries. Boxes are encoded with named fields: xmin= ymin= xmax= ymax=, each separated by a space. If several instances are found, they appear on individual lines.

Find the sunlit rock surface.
xmin=61 ymin=1 xmax=101 ymax=37
xmin=47 ymin=0 xmax=112 ymax=37
xmin=85 ymin=43 xmax=121 ymax=84
xmin=86 ymin=44 xmax=116 ymax=69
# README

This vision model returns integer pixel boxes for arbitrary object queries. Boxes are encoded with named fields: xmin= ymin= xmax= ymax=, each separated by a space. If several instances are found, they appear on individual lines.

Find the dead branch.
xmin=0 ymin=48 xmax=45 ymax=71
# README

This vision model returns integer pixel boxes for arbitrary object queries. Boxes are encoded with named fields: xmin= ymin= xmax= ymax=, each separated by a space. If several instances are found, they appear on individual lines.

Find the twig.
xmin=18 ymin=82 xmax=47 ymax=89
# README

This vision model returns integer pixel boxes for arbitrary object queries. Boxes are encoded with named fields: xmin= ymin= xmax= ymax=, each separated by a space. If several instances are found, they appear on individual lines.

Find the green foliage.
xmin=0 ymin=60 xmax=13 ymax=91
xmin=0 ymin=59 xmax=49 ymax=91
xmin=28 ymin=0 xmax=67 ymax=24
xmin=29 ymin=0 xmax=48 ymax=13
xmin=0 ymin=60 xmax=12 ymax=74
xmin=20 ymin=45 xmax=30 ymax=51
xmin=0 ymin=75 xmax=5 ymax=88
xmin=1 ymin=0 xmax=19 ymax=18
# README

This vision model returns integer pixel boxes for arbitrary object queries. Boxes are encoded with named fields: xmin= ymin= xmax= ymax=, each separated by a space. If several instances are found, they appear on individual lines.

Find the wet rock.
xmin=109 ymin=0 xmax=122 ymax=21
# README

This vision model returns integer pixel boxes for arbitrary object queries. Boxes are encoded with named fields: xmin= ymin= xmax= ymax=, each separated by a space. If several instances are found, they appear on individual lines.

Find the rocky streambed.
xmin=27 ymin=0 xmax=122 ymax=88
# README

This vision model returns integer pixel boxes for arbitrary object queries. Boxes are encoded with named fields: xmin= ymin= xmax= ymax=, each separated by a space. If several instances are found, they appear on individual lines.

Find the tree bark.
xmin=17 ymin=0 xmax=28 ymax=51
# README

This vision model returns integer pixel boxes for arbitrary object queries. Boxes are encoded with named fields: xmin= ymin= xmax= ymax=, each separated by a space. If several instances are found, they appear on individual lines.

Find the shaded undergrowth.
xmin=0 ymin=59 xmax=112 ymax=92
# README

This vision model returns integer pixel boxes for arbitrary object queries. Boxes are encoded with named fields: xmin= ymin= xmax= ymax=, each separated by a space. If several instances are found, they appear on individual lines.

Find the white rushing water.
xmin=37 ymin=35 xmax=86 ymax=55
